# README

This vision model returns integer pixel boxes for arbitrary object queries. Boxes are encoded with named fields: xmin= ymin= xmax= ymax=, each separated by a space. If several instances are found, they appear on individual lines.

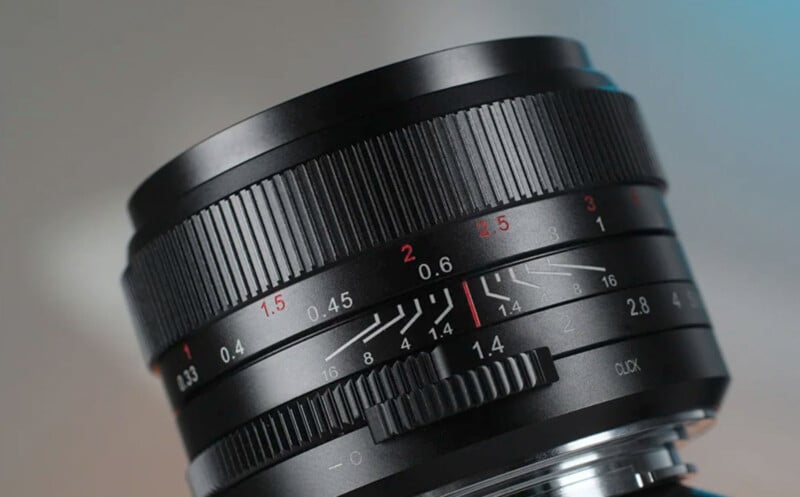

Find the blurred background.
xmin=1 ymin=1 xmax=798 ymax=495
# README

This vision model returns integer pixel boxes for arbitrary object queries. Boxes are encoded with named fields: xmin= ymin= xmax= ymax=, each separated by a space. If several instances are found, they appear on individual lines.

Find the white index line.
xmin=325 ymin=313 xmax=381 ymax=362
xmin=508 ymin=267 xmax=541 ymax=288
xmin=481 ymin=275 xmax=510 ymax=301
xmin=525 ymin=262 xmax=572 ymax=277
xmin=433 ymin=288 xmax=454 ymax=325
xmin=328 ymin=463 xmax=343 ymax=471
xmin=363 ymin=305 xmax=406 ymax=343
xmin=526 ymin=270 xmax=573 ymax=276
xmin=399 ymin=299 xmax=423 ymax=335
xmin=547 ymin=258 xmax=606 ymax=272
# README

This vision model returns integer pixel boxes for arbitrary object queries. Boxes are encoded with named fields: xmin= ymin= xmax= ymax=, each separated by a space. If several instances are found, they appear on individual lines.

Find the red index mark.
xmin=183 ymin=343 xmax=192 ymax=361
xmin=462 ymin=280 xmax=482 ymax=328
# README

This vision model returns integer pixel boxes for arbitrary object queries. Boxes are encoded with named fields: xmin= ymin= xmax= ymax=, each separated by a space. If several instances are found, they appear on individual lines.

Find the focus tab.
xmin=365 ymin=348 xmax=557 ymax=443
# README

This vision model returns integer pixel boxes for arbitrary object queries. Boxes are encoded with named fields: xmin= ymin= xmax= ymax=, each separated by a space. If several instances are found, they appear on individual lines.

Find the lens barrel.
xmin=123 ymin=37 xmax=729 ymax=497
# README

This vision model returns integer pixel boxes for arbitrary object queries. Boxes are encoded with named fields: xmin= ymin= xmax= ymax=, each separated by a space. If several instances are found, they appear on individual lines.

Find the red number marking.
xmin=584 ymin=194 xmax=597 ymax=212
xmin=401 ymin=244 xmax=416 ymax=263
xmin=275 ymin=293 xmax=286 ymax=311
xmin=496 ymin=215 xmax=510 ymax=232
xmin=477 ymin=220 xmax=491 ymax=238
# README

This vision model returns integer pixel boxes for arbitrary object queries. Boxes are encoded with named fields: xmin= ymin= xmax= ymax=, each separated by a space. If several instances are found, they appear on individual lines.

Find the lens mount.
xmin=413 ymin=410 xmax=713 ymax=497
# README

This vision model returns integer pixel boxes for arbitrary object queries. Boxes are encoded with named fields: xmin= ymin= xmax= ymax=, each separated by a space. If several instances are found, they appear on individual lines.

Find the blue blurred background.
xmin=1 ymin=1 xmax=797 ymax=495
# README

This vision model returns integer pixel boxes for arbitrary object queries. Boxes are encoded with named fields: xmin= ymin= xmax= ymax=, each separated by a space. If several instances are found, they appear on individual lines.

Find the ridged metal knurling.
xmin=125 ymin=90 xmax=664 ymax=362
xmin=187 ymin=352 xmax=438 ymax=496
xmin=365 ymin=348 xmax=557 ymax=442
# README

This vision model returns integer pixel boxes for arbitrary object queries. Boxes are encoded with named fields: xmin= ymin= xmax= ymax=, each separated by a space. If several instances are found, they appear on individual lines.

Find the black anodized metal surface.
xmin=128 ymin=37 xmax=601 ymax=231
xmin=120 ymin=37 xmax=731 ymax=497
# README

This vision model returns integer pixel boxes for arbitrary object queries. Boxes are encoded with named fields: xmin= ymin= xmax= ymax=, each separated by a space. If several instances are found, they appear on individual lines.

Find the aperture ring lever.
xmin=187 ymin=347 xmax=556 ymax=497
xmin=365 ymin=348 xmax=558 ymax=442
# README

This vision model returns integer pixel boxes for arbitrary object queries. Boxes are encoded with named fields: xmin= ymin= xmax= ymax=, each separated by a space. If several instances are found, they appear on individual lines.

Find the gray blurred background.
xmin=1 ymin=1 xmax=798 ymax=495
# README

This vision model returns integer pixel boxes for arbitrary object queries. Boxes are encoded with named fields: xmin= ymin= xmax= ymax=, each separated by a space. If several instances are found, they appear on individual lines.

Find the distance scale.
xmin=160 ymin=185 xmax=674 ymax=405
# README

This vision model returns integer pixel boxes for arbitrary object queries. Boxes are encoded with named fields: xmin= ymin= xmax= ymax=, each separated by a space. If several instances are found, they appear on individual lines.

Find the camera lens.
xmin=123 ymin=37 xmax=729 ymax=497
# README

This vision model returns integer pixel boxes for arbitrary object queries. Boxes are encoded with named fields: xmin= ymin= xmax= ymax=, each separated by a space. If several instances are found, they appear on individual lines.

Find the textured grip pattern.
xmin=187 ymin=353 xmax=438 ymax=496
xmin=125 ymin=90 xmax=663 ymax=362
xmin=365 ymin=348 xmax=557 ymax=442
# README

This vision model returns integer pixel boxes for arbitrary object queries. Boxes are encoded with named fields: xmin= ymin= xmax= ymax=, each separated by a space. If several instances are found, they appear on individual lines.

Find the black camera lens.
xmin=123 ymin=37 xmax=729 ymax=497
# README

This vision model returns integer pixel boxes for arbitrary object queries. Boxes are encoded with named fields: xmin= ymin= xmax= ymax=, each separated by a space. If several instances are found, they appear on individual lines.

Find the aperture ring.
xmin=124 ymin=89 xmax=663 ymax=363
xmin=187 ymin=352 xmax=439 ymax=496
xmin=365 ymin=348 xmax=558 ymax=442
xmin=186 ymin=304 xmax=713 ymax=497
xmin=186 ymin=348 xmax=555 ymax=496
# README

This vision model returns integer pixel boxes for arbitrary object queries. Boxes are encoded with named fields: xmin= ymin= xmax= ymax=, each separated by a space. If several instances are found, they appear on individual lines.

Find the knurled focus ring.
xmin=123 ymin=89 xmax=664 ymax=363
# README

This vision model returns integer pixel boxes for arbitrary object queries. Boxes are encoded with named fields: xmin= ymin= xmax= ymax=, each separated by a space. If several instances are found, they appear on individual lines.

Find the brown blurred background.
xmin=1 ymin=1 xmax=798 ymax=496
